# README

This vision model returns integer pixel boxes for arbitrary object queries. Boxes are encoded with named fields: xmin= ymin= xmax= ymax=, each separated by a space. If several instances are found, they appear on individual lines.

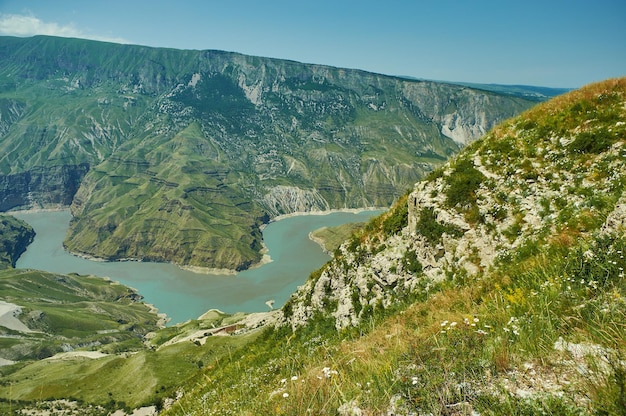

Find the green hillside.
xmin=1 ymin=77 xmax=623 ymax=416
xmin=0 ymin=35 xmax=537 ymax=271
xmin=159 ymin=78 xmax=626 ymax=415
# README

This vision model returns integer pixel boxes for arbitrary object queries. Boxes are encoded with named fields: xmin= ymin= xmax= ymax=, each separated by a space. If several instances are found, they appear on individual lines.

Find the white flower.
xmin=283 ymin=392 xmax=289 ymax=398
xmin=322 ymin=367 xmax=338 ymax=378
xmin=291 ymin=375 xmax=298 ymax=381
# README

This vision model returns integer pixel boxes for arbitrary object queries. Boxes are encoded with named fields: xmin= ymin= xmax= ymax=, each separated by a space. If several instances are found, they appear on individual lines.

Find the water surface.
xmin=12 ymin=210 xmax=381 ymax=324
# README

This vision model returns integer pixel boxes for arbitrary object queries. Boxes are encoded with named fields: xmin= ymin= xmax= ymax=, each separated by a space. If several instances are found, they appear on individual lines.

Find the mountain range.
xmin=0 ymin=35 xmax=538 ymax=271
xmin=1 ymin=75 xmax=623 ymax=416
xmin=2 ymin=35 xmax=624 ymax=415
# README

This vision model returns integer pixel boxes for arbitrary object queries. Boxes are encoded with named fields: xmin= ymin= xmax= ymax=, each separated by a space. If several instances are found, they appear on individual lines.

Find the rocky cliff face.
xmin=0 ymin=164 xmax=89 ymax=211
xmin=0 ymin=214 xmax=35 ymax=268
xmin=280 ymin=78 xmax=626 ymax=330
xmin=0 ymin=35 xmax=538 ymax=270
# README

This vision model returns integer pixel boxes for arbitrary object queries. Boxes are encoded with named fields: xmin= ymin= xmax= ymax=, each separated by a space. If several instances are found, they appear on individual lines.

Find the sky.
xmin=0 ymin=0 xmax=624 ymax=88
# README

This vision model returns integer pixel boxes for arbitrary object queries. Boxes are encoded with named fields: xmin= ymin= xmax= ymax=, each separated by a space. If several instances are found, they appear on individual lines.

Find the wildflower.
xmin=322 ymin=367 xmax=338 ymax=378
xmin=411 ymin=376 xmax=419 ymax=385
xmin=283 ymin=392 xmax=289 ymax=398
xmin=440 ymin=320 xmax=449 ymax=327
xmin=291 ymin=375 xmax=298 ymax=381
xmin=449 ymin=321 xmax=458 ymax=327
xmin=476 ymin=329 xmax=488 ymax=336
xmin=280 ymin=378 xmax=287 ymax=384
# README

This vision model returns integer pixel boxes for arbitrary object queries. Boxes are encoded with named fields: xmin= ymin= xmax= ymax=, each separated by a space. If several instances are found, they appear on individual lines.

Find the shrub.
xmin=382 ymin=200 xmax=408 ymax=236
xmin=416 ymin=207 xmax=464 ymax=244
xmin=402 ymin=250 xmax=423 ymax=275
xmin=569 ymin=127 xmax=616 ymax=154
xmin=445 ymin=158 xmax=486 ymax=208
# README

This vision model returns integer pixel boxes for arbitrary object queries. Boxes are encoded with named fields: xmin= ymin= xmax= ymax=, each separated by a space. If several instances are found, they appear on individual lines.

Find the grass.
xmin=310 ymin=222 xmax=366 ymax=254
xmin=160 ymin=230 xmax=626 ymax=415
xmin=0 ymin=310 xmax=264 ymax=413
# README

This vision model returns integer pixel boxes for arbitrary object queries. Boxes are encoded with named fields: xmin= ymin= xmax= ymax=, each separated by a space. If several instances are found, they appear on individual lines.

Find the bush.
xmin=445 ymin=158 xmax=486 ymax=208
xmin=402 ymin=250 xmax=423 ymax=275
xmin=382 ymin=200 xmax=408 ymax=236
xmin=416 ymin=207 xmax=463 ymax=244
xmin=569 ymin=127 xmax=616 ymax=154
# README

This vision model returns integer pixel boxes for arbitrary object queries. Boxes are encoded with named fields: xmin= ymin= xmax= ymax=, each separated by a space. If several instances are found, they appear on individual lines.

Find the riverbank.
xmin=11 ymin=208 xmax=385 ymax=324
xmin=9 ymin=206 xmax=386 ymax=275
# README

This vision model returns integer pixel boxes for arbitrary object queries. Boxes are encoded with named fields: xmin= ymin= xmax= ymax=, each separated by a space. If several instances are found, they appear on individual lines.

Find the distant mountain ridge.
xmin=0 ymin=35 xmax=538 ymax=270
xmin=399 ymin=76 xmax=573 ymax=100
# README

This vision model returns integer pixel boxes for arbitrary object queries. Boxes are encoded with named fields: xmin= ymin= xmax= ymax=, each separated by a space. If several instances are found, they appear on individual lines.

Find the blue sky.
xmin=0 ymin=0 xmax=624 ymax=88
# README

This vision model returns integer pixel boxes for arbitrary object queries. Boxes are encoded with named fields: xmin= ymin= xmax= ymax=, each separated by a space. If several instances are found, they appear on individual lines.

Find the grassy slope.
xmin=0 ymin=270 xmax=160 ymax=359
xmin=161 ymin=78 xmax=626 ymax=415
xmin=0 ymin=278 xmax=266 ymax=415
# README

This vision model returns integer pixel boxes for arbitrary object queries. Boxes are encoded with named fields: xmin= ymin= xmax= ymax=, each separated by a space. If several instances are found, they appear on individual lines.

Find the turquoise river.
xmin=12 ymin=210 xmax=382 ymax=324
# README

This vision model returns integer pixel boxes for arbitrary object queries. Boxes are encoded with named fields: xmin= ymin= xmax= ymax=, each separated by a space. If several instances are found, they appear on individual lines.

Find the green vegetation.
xmin=0 ymin=35 xmax=536 ymax=271
xmin=444 ymin=157 xmax=486 ymax=209
xmin=381 ymin=193 xmax=409 ymax=236
xmin=0 ymin=270 xmax=267 ymax=413
xmin=310 ymin=221 xmax=366 ymax=254
xmin=0 ymin=270 xmax=160 ymax=361
xmin=415 ymin=206 xmax=464 ymax=244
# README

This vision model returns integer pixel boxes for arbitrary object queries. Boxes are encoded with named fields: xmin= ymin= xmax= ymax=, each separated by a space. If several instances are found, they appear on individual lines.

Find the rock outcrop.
xmin=0 ymin=164 xmax=89 ymax=211
xmin=0 ymin=214 xmax=34 ymax=268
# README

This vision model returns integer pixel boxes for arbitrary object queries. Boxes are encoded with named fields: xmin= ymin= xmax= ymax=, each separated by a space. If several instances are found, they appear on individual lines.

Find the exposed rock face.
xmin=0 ymin=214 xmax=35 ymax=268
xmin=261 ymin=186 xmax=330 ymax=216
xmin=0 ymin=164 xmax=89 ymax=211
xmin=280 ymin=78 xmax=626 ymax=330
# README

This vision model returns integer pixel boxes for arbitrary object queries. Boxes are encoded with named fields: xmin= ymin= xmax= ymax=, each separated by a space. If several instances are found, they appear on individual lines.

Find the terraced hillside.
xmin=0 ymin=35 xmax=537 ymax=270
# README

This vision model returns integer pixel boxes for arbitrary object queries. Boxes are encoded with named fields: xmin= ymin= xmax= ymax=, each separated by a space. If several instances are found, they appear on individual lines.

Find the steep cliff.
xmin=0 ymin=214 xmax=34 ymax=268
xmin=0 ymin=164 xmax=89 ymax=211
xmin=0 ymin=35 xmax=538 ymax=270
